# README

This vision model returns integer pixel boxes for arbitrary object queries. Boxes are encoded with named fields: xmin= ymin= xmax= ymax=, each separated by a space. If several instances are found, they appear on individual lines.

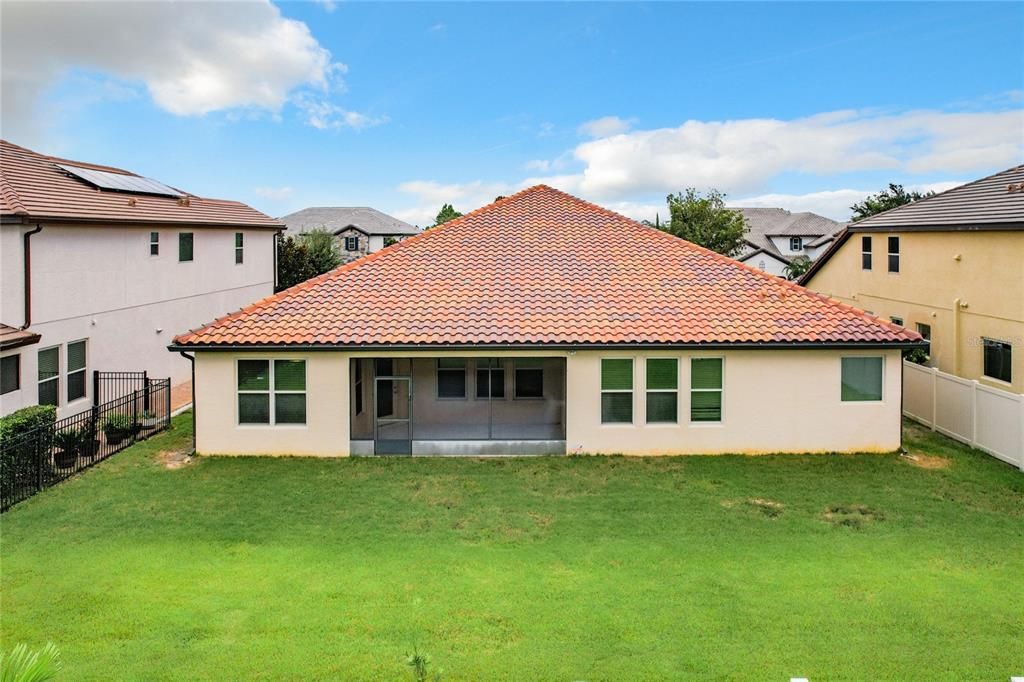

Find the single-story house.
xmin=171 ymin=185 xmax=921 ymax=457
xmin=731 ymin=207 xmax=845 ymax=278
xmin=279 ymin=206 xmax=420 ymax=262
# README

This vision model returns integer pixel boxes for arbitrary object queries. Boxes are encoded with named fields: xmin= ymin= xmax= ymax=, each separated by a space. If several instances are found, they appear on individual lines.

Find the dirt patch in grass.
xmin=902 ymin=451 xmax=952 ymax=470
xmin=722 ymin=497 xmax=785 ymax=518
xmin=156 ymin=450 xmax=193 ymax=470
xmin=823 ymin=504 xmax=885 ymax=529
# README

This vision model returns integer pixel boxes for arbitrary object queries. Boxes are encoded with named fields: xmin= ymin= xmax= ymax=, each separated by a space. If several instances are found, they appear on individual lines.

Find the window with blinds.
xmin=601 ymin=358 xmax=633 ymax=423
xmin=66 ymin=339 xmax=87 ymax=402
xmin=179 ymin=232 xmax=194 ymax=262
xmin=841 ymin=357 xmax=883 ymax=401
xmin=645 ymin=358 xmax=678 ymax=423
xmin=237 ymin=359 xmax=306 ymax=424
xmin=235 ymin=232 xmax=244 ymax=264
xmin=690 ymin=358 xmax=723 ymax=422
xmin=37 ymin=346 xmax=60 ymax=407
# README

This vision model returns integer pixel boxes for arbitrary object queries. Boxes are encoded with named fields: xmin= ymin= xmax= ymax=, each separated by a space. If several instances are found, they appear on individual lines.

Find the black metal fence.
xmin=1 ymin=378 xmax=171 ymax=512
xmin=94 ymin=371 xmax=150 ymax=406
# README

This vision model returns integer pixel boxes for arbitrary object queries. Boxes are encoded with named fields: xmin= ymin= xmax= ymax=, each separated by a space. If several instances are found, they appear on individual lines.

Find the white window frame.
xmin=66 ymin=338 xmax=88 ymax=403
xmin=600 ymin=357 xmax=634 ymax=425
xmin=887 ymin=236 xmax=900 ymax=273
xmin=149 ymin=231 xmax=159 ymax=257
xmin=644 ymin=357 xmax=679 ymax=425
xmin=890 ymin=316 xmax=903 ymax=326
xmin=840 ymin=355 xmax=885 ymax=403
xmin=37 ymin=345 xmax=61 ymax=407
xmin=981 ymin=338 xmax=1013 ymax=385
xmin=861 ymin=235 xmax=872 ymax=271
xmin=344 ymin=235 xmax=360 ymax=252
xmin=235 ymin=358 xmax=307 ymax=426
xmin=689 ymin=356 xmax=724 ymax=425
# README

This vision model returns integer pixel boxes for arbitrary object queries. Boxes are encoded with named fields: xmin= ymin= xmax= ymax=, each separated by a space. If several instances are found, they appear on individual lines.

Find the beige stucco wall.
xmin=193 ymin=347 xmax=902 ymax=456
xmin=805 ymin=230 xmax=1024 ymax=393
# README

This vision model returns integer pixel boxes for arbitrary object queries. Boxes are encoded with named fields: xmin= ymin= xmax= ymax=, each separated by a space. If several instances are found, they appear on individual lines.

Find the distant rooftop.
xmin=280 ymin=206 xmax=421 ymax=237
xmin=730 ymin=207 xmax=845 ymax=262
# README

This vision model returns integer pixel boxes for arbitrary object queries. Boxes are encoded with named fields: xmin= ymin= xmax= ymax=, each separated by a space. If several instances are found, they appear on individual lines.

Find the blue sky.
xmin=3 ymin=1 xmax=1022 ymax=223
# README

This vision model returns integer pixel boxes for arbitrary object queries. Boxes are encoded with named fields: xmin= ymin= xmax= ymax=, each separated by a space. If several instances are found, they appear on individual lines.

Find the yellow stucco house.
xmin=801 ymin=165 xmax=1024 ymax=394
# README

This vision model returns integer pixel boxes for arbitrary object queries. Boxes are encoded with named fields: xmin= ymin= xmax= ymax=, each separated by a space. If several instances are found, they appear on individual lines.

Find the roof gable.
xmin=174 ymin=186 xmax=919 ymax=348
xmin=0 ymin=139 xmax=282 ymax=229
xmin=280 ymin=206 xmax=420 ymax=236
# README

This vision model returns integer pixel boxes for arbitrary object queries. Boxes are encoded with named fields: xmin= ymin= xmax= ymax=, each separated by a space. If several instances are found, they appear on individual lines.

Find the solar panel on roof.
xmin=57 ymin=164 xmax=183 ymax=198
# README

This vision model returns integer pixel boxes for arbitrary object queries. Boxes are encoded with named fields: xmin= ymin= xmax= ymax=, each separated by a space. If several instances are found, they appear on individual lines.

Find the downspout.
xmin=273 ymin=229 xmax=283 ymax=291
xmin=179 ymin=351 xmax=196 ymax=453
xmin=21 ymin=225 xmax=42 ymax=329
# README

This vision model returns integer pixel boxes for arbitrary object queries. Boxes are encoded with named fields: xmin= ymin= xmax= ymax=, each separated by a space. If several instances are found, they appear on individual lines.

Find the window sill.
xmin=236 ymin=423 xmax=309 ymax=430
xmin=688 ymin=421 xmax=724 ymax=428
xmin=980 ymin=375 xmax=1013 ymax=389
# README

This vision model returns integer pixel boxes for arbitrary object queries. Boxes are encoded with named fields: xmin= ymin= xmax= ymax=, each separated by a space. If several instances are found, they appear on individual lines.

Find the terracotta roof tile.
xmin=0 ymin=139 xmax=282 ymax=229
xmin=173 ymin=185 xmax=921 ymax=348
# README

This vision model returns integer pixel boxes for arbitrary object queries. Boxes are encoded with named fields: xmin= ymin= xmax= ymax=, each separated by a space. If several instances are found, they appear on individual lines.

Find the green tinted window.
xmin=275 ymin=394 xmax=306 ymax=424
xmin=646 ymin=392 xmax=677 ymax=423
xmin=601 ymin=359 xmax=633 ymax=390
xmin=646 ymin=359 xmax=677 ymax=390
xmin=239 ymin=394 xmax=270 ymax=423
xmin=841 ymin=357 xmax=883 ymax=401
xmin=691 ymin=358 xmax=722 ymax=389
xmin=691 ymin=391 xmax=722 ymax=422
xmin=67 ymin=340 xmax=87 ymax=372
xmin=238 ymin=360 xmax=270 ymax=390
xmin=601 ymin=393 xmax=632 ymax=423
xmin=179 ymin=232 xmax=194 ymax=262
xmin=274 ymin=360 xmax=306 ymax=391
xmin=38 ymin=347 xmax=59 ymax=380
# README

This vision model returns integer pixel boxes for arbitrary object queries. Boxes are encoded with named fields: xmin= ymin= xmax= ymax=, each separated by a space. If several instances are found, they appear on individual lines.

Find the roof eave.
xmin=5 ymin=214 xmax=285 ymax=230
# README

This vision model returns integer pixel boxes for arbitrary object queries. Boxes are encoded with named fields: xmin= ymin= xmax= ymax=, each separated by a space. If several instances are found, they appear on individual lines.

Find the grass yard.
xmin=2 ymin=414 xmax=1022 ymax=680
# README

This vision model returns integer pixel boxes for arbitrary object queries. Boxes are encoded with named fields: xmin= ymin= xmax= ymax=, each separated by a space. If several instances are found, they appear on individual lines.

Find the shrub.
xmin=0 ymin=405 xmax=56 ymax=503
xmin=0 ymin=642 xmax=63 ymax=682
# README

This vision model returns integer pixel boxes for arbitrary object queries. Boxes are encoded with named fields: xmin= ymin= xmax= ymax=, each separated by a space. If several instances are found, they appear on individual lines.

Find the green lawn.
xmin=2 ymin=415 xmax=1022 ymax=680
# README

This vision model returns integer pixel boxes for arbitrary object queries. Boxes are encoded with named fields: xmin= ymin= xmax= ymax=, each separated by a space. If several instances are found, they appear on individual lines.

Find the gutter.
xmin=178 ymin=351 xmax=196 ymax=454
xmin=21 ymin=225 xmax=42 ymax=329
xmin=168 ymin=340 xmax=928 ymax=353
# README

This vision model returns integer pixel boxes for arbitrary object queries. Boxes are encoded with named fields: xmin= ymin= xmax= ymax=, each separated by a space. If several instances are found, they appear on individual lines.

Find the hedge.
xmin=1 ymin=404 xmax=57 ymax=505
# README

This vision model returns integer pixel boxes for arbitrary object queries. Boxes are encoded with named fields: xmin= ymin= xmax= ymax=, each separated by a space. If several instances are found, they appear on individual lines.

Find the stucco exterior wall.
xmin=1 ymin=224 xmax=275 ymax=416
xmin=192 ymin=347 xmax=902 ymax=457
xmin=805 ymin=230 xmax=1024 ymax=393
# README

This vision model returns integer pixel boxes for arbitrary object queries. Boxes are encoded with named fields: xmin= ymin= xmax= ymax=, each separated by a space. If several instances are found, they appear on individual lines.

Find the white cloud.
xmin=732 ymin=181 xmax=966 ymax=221
xmin=254 ymin=186 xmax=294 ymax=201
xmin=578 ymin=115 xmax=632 ymax=138
xmin=294 ymin=95 xmax=387 ymax=131
xmin=314 ymin=0 xmax=338 ymax=12
xmin=0 ymin=0 xmax=371 ymax=143
xmin=566 ymin=108 xmax=1023 ymax=199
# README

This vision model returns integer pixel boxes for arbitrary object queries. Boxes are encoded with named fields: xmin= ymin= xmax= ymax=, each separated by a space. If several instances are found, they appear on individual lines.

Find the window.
xmin=514 ymin=359 xmax=544 ymax=399
xmin=601 ymin=359 xmax=633 ymax=423
xmin=916 ymin=323 xmax=932 ymax=353
xmin=841 ymin=357 xmax=883 ymax=402
xmin=861 ymin=236 xmax=872 ymax=270
xmin=982 ymin=339 xmax=1012 ymax=383
xmin=690 ymin=358 xmax=723 ymax=422
xmin=758 ymin=260 xmax=766 ymax=270
xmin=235 ymin=232 xmax=244 ymax=264
xmin=1 ymin=355 xmax=19 ymax=395
xmin=179 ymin=232 xmax=194 ymax=262
xmin=789 ymin=237 xmax=803 ymax=251
xmin=149 ymin=231 xmax=159 ymax=256
xmin=66 ymin=339 xmax=87 ymax=402
xmin=344 ymin=236 xmax=359 ymax=252
xmin=237 ymin=359 xmax=306 ymax=424
xmin=476 ymin=359 xmax=505 ymax=399
xmin=887 ymin=236 xmax=899 ymax=273
xmin=436 ymin=358 xmax=466 ymax=398
xmin=890 ymin=316 xmax=904 ymax=326
xmin=37 ymin=346 xmax=59 ymax=406
xmin=645 ymin=358 xmax=678 ymax=423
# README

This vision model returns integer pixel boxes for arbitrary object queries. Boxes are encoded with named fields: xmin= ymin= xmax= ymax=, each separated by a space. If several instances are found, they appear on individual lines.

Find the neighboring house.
xmin=171 ymin=185 xmax=920 ymax=457
xmin=732 ymin=207 xmax=845 ymax=277
xmin=0 ymin=140 xmax=282 ymax=417
xmin=801 ymin=165 xmax=1024 ymax=393
xmin=279 ymin=207 xmax=421 ymax=262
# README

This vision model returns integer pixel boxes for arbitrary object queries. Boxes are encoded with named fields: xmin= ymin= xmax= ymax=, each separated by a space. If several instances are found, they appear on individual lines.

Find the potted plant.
xmin=140 ymin=410 xmax=160 ymax=430
xmin=102 ymin=414 xmax=135 ymax=445
xmin=53 ymin=428 xmax=82 ymax=469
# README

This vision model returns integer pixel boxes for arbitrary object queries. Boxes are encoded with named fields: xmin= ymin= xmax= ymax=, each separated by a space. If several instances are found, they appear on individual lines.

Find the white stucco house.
xmin=0 ymin=140 xmax=282 ymax=417
xmin=171 ymin=186 xmax=922 ymax=458
xmin=732 ymin=207 xmax=845 ymax=278
xmin=279 ymin=206 xmax=421 ymax=263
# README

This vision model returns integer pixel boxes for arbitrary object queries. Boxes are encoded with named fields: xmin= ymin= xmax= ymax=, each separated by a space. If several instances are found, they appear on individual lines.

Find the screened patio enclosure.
xmin=349 ymin=357 xmax=566 ymax=455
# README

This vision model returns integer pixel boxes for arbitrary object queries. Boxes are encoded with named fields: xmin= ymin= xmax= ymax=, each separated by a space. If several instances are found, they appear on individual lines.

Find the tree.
xmin=850 ymin=183 xmax=934 ymax=221
xmin=783 ymin=255 xmax=812 ymax=280
xmin=276 ymin=229 xmax=342 ymax=291
xmin=654 ymin=188 xmax=748 ymax=257
xmin=429 ymin=203 xmax=463 ymax=228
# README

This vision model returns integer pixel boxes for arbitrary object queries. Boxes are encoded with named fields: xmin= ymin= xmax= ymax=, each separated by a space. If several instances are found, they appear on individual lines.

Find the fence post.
xmin=1019 ymin=397 xmax=1024 ymax=472
xmin=969 ymin=380 xmax=978 ymax=449
xmin=93 ymin=370 xmax=100 ymax=406
xmin=143 ymin=371 xmax=150 ymax=413
xmin=34 ymin=433 xmax=43 ymax=493
xmin=165 ymin=380 xmax=171 ymax=427
xmin=930 ymin=367 xmax=938 ymax=430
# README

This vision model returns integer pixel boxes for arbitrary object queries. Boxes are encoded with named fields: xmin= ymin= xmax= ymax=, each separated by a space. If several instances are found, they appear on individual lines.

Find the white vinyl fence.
xmin=903 ymin=361 xmax=1024 ymax=471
